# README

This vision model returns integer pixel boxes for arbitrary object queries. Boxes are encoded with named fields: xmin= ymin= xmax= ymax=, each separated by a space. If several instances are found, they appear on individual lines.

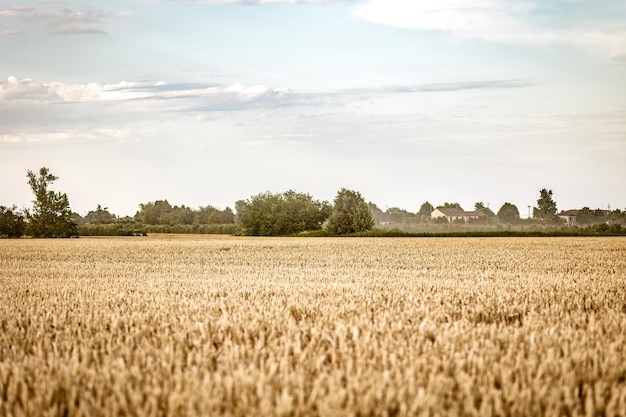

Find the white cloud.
xmin=224 ymin=82 xmax=291 ymax=100
xmin=0 ymin=129 xmax=95 ymax=143
xmin=0 ymin=77 xmax=292 ymax=105
xmin=0 ymin=76 xmax=103 ymax=103
xmin=353 ymin=0 xmax=626 ymax=59
xmin=0 ymin=2 xmax=127 ymax=35
xmin=0 ymin=77 xmax=299 ymax=134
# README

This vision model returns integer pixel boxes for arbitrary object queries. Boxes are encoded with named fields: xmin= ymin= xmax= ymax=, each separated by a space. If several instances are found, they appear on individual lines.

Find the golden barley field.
xmin=1 ymin=235 xmax=625 ymax=417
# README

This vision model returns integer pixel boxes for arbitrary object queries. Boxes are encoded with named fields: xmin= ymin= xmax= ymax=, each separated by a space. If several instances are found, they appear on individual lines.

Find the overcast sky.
xmin=1 ymin=0 xmax=625 ymax=217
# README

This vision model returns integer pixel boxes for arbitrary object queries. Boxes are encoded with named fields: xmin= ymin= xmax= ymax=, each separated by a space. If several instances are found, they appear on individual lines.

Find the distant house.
xmin=558 ymin=209 xmax=609 ymax=226
xmin=431 ymin=207 xmax=486 ymax=222
xmin=558 ymin=210 xmax=578 ymax=226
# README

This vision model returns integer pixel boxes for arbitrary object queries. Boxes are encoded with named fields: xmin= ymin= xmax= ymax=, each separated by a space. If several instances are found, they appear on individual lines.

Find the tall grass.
xmin=1 ymin=236 xmax=625 ymax=416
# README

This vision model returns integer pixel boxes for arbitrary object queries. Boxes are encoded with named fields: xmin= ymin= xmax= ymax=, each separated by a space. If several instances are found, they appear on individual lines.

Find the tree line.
xmin=1 ymin=167 xmax=625 ymax=238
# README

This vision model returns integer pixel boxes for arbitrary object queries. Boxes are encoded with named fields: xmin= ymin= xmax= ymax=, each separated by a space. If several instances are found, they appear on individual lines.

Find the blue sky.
xmin=1 ymin=0 xmax=625 ymax=217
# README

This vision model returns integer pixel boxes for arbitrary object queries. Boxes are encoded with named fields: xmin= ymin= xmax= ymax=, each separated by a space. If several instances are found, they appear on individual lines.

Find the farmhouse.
xmin=558 ymin=209 xmax=610 ymax=226
xmin=431 ymin=207 xmax=486 ymax=222
xmin=559 ymin=209 xmax=578 ymax=226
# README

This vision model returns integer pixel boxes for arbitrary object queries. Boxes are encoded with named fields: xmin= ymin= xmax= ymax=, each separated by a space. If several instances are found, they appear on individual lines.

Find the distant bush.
xmin=143 ymin=224 xmax=238 ymax=235
xmin=78 ymin=223 xmax=238 ymax=236
xmin=77 ymin=224 xmax=147 ymax=236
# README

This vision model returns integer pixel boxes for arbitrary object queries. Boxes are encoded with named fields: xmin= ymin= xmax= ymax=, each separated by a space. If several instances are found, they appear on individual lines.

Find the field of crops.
xmin=1 ymin=235 xmax=625 ymax=416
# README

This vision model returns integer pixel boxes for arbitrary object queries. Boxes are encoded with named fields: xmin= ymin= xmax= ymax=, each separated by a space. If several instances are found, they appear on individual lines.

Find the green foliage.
xmin=135 ymin=200 xmax=234 ymax=226
xmin=607 ymin=209 xmax=626 ymax=225
xmin=326 ymin=188 xmax=374 ymax=234
xmin=533 ymin=188 xmax=561 ymax=224
xmin=368 ymin=203 xmax=383 ymax=215
xmin=25 ymin=167 xmax=77 ymax=238
xmin=135 ymin=200 xmax=173 ymax=224
xmin=576 ymin=207 xmax=595 ymax=225
xmin=574 ymin=207 xmax=610 ymax=226
xmin=196 ymin=206 xmax=235 ymax=225
xmin=369 ymin=204 xmax=421 ymax=227
xmin=474 ymin=202 xmax=496 ymax=217
xmin=77 ymin=224 xmax=147 ymax=236
xmin=385 ymin=207 xmax=417 ymax=224
xmin=497 ymin=202 xmax=520 ymax=224
xmin=83 ymin=205 xmax=117 ymax=224
xmin=443 ymin=202 xmax=463 ymax=210
xmin=417 ymin=201 xmax=434 ymax=222
xmin=237 ymin=190 xmax=331 ymax=236
xmin=0 ymin=206 xmax=26 ymax=238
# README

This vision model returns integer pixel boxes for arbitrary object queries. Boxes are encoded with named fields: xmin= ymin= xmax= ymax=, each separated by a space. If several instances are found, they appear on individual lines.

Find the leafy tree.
xmin=497 ymin=203 xmax=520 ymax=224
xmin=136 ymin=200 xmax=235 ymax=226
xmin=326 ymin=188 xmax=374 ymax=234
xmin=25 ymin=167 xmax=77 ymax=238
xmin=474 ymin=202 xmax=495 ymax=217
xmin=84 ymin=205 xmax=117 ymax=224
xmin=466 ymin=202 xmax=495 ymax=225
xmin=533 ymin=188 xmax=560 ymax=223
xmin=576 ymin=207 xmax=595 ymax=225
xmin=196 ymin=205 xmax=235 ymax=224
xmin=281 ymin=190 xmax=331 ymax=233
xmin=368 ymin=202 xmax=385 ymax=225
xmin=0 ymin=206 xmax=26 ymax=238
xmin=384 ymin=207 xmax=417 ymax=224
xmin=593 ymin=209 xmax=608 ymax=223
xmin=135 ymin=200 xmax=173 ymax=224
xmin=162 ymin=205 xmax=195 ymax=225
xmin=443 ymin=202 xmax=463 ymax=210
xmin=417 ymin=201 xmax=435 ymax=219
xmin=368 ymin=203 xmax=383 ymax=216
xmin=607 ymin=209 xmax=626 ymax=225
xmin=238 ymin=190 xmax=330 ymax=236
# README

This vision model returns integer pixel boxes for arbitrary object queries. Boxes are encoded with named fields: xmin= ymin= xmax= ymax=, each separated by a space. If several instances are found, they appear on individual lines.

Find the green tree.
xmin=607 ymin=209 xmax=626 ymax=225
xmin=533 ymin=188 xmax=560 ymax=223
xmin=25 ymin=167 xmax=77 ymax=238
xmin=84 ymin=205 xmax=117 ymax=224
xmin=368 ymin=203 xmax=385 ymax=225
xmin=443 ymin=202 xmax=463 ymax=210
xmin=326 ymin=188 xmax=374 ymax=234
xmin=383 ymin=207 xmax=417 ymax=225
xmin=237 ymin=190 xmax=330 ymax=236
xmin=576 ymin=207 xmax=594 ymax=225
xmin=474 ymin=202 xmax=496 ymax=217
xmin=135 ymin=200 xmax=173 ymax=224
xmin=162 ymin=205 xmax=195 ymax=225
xmin=418 ymin=201 xmax=434 ymax=216
xmin=196 ymin=205 xmax=235 ymax=225
xmin=0 ymin=206 xmax=26 ymax=238
xmin=468 ymin=202 xmax=495 ymax=224
xmin=496 ymin=202 xmax=520 ymax=224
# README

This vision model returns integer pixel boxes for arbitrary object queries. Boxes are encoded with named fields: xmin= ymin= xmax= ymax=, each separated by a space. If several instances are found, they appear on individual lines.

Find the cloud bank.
xmin=0 ymin=76 xmax=291 ymax=105
xmin=0 ymin=75 xmax=537 ymax=144
xmin=0 ymin=76 xmax=534 ymax=116
xmin=353 ymin=0 xmax=626 ymax=60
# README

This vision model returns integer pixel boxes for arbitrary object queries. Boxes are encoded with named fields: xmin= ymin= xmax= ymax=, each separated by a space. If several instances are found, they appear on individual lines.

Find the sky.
xmin=1 ymin=0 xmax=625 ymax=217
